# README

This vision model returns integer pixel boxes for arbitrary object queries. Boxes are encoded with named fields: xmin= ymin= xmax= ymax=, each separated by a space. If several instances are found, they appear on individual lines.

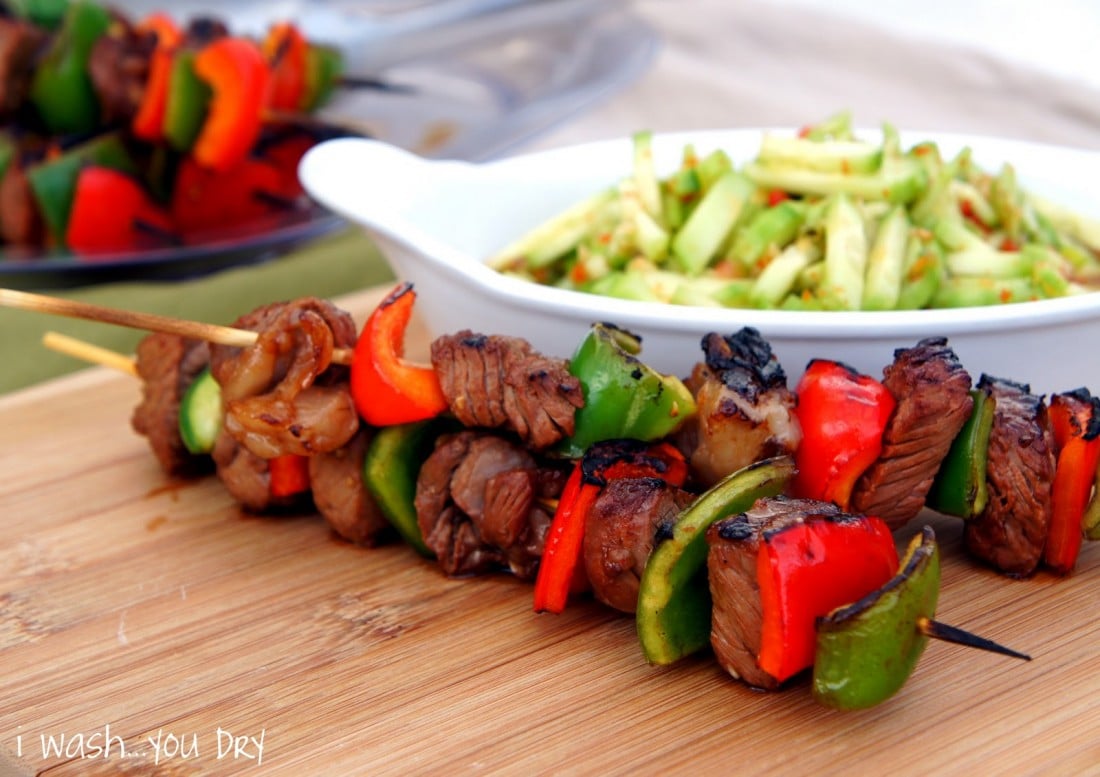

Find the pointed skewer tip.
xmin=917 ymin=616 xmax=1032 ymax=661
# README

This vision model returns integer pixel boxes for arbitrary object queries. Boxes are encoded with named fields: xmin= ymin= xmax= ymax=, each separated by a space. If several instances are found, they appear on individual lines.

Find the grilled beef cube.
xmin=430 ymin=330 xmax=583 ymax=450
xmin=309 ymin=426 xmax=392 ymax=546
xmin=415 ymin=430 xmax=567 ymax=578
xmin=965 ymin=375 xmax=1055 ymax=577
xmin=0 ymin=17 xmax=46 ymax=119
xmin=675 ymin=328 xmax=800 ymax=488
xmin=583 ymin=477 xmax=695 ymax=613
xmin=88 ymin=21 xmax=156 ymax=125
xmin=211 ymin=431 xmax=292 ymax=513
xmin=130 ymin=332 xmax=211 ymax=476
xmin=706 ymin=496 xmax=843 ymax=690
xmin=0 ymin=156 xmax=44 ymax=246
xmin=851 ymin=337 xmax=973 ymax=530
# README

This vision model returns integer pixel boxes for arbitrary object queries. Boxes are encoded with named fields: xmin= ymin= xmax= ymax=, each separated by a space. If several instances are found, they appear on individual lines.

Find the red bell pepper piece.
xmin=791 ymin=359 xmax=896 ymax=510
xmin=170 ymin=153 xmax=286 ymax=237
xmin=262 ymin=22 xmax=308 ymax=112
xmin=131 ymin=13 xmax=182 ymax=141
xmin=757 ymin=513 xmax=898 ymax=683
xmin=1045 ymin=389 xmax=1100 ymax=574
xmin=269 ymin=454 xmax=310 ymax=498
xmin=350 ymin=283 xmax=449 ymax=426
xmin=255 ymin=129 xmax=315 ymax=199
xmin=191 ymin=37 xmax=270 ymax=172
xmin=532 ymin=462 xmax=591 ymax=612
xmin=66 ymin=166 xmax=174 ymax=255
xmin=533 ymin=440 xmax=688 ymax=614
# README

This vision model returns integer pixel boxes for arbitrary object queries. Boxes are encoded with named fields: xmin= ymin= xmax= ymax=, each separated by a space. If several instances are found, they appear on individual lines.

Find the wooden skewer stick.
xmin=916 ymin=616 xmax=1032 ymax=661
xmin=3 ymin=288 xmax=256 ymax=347
xmin=263 ymin=108 xmax=379 ymax=139
xmin=2 ymin=289 xmax=353 ymax=366
xmin=42 ymin=331 xmax=138 ymax=377
xmin=336 ymin=75 xmax=417 ymax=95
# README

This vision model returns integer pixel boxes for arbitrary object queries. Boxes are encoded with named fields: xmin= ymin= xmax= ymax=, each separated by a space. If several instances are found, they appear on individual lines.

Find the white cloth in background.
xmin=533 ymin=0 xmax=1100 ymax=152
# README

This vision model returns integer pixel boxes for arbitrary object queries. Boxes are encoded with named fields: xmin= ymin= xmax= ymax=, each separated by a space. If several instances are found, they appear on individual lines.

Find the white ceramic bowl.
xmin=299 ymin=129 xmax=1100 ymax=395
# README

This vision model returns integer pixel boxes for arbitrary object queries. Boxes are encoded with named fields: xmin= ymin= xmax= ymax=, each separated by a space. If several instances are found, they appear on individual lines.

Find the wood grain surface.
xmin=1 ymin=285 xmax=1097 ymax=776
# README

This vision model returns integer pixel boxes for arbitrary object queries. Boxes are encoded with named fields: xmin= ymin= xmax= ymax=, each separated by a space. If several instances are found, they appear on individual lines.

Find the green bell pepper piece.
xmin=815 ymin=524 xmax=1030 ymax=709
xmin=558 ymin=323 xmax=696 ymax=458
xmin=164 ymin=50 xmax=212 ymax=152
xmin=812 ymin=526 xmax=940 ymax=710
xmin=0 ymin=133 xmax=16 ymax=180
xmin=28 ymin=0 xmax=112 ymax=134
xmin=926 ymin=387 xmax=994 ymax=518
xmin=1081 ymin=409 xmax=1100 ymax=540
xmin=27 ymin=133 xmax=138 ymax=245
xmin=6 ymin=0 xmax=69 ymax=29
xmin=301 ymin=43 xmax=343 ymax=112
xmin=635 ymin=456 xmax=795 ymax=665
xmin=1083 ymin=465 xmax=1100 ymax=541
xmin=363 ymin=419 xmax=457 ymax=558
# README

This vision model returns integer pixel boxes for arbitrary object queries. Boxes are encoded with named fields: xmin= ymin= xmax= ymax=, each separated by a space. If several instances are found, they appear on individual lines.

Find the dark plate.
xmin=0 ymin=2 xmax=656 ymax=290
xmin=0 ymin=206 xmax=344 ymax=290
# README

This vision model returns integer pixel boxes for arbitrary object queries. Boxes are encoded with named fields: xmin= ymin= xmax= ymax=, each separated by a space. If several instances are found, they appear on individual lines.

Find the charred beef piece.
xmin=851 ymin=337 xmax=973 ymax=530
xmin=965 ymin=375 xmax=1055 ymax=577
xmin=88 ymin=19 xmax=156 ymax=125
xmin=0 ymin=18 xmax=46 ymax=119
xmin=415 ymin=430 xmax=567 ymax=579
xmin=675 ymin=328 xmax=801 ymax=488
xmin=583 ymin=477 xmax=694 ymax=613
xmin=706 ymin=496 xmax=843 ymax=690
xmin=209 ymin=298 xmax=359 ymax=459
xmin=0 ymin=156 xmax=44 ymax=246
xmin=309 ymin=426 xmax=392 ymax=546
xmin=430 ymin=330 xmax=583 ymax=451
xmin=211 ymin=429 xmax=299 ymax=513
xmin=130 ymin=332 xmax=211 ymax=476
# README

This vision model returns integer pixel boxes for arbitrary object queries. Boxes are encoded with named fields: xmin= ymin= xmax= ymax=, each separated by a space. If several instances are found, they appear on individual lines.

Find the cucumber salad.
xmin=489 ymin=113 xmax=1100 ymax=311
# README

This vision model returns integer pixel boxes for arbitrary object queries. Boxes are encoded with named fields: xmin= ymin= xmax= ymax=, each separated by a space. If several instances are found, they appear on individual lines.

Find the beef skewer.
xmin=40 ymin=311 xmax=577 ymax=568
xmin=33 ymin=288 xmax=1098 ymax=583
xmin=35 ymin=293 xmax=1051 ymax=712
xmin=37 ymin=300 xmax=388 ymax=544
xmin=0 ymin=3 xmax=390 ymax=256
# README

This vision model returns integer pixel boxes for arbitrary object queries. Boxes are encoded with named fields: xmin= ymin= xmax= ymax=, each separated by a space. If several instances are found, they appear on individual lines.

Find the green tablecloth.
xmin=0 ymin=228 xmax=395 ymax=395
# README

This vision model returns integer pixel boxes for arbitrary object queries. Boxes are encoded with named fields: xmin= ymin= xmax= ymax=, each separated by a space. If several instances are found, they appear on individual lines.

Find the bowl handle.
xmin=299 ymin=138 xmax=474 ymax=229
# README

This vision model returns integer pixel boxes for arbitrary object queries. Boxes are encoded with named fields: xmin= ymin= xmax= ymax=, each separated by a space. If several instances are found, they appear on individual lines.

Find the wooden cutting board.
xmin=1 ymin=284 xmax=1097 ymax=776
